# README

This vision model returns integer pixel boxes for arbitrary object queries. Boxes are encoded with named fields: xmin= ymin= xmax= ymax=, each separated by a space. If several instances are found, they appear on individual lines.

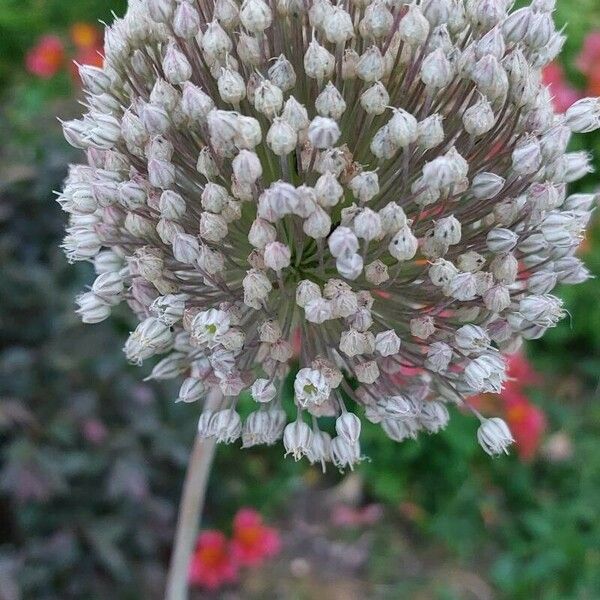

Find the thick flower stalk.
xmin=59 ymin=0 xmax=599 ymax=469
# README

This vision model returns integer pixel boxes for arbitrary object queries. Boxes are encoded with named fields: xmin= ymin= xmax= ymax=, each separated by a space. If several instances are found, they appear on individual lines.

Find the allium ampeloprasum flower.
xmin=58 ymin=0 xmax=599 ymax=469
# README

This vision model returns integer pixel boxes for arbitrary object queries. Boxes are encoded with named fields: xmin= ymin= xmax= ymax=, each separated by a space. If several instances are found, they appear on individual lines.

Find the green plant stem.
xmin=165 ymin=390 xmax=221 ymax=600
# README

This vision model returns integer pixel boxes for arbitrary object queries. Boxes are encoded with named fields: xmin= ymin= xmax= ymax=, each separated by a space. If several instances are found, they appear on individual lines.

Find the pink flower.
xmin=231 ymin=508 xmax=281 ymax=567
xmin=576 ymin=31 xmax=600 ymax=76
xmin=25 ymin=35 xmax=65 ymax=78
xmin=542 ymin=63 xmax=581 ymax=113
xmin=189 ymin=531 xmax=238 ymax=590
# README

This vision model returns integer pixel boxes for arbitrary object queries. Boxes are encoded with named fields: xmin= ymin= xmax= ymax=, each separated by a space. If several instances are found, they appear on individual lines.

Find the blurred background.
xmin=1 ymin=1 xmax=599 ymax=598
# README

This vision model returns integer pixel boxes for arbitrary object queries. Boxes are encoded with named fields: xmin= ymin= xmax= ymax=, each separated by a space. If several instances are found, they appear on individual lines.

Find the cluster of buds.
xmin=59 ymin=0 xmax=598 ymax=469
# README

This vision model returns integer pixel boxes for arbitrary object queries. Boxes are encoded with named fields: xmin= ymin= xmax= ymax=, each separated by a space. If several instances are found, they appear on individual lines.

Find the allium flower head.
xmin=59 ymin=0 xmax=598 ymax=466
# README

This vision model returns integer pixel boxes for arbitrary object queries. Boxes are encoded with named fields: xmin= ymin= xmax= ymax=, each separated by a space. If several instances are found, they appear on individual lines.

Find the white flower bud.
xmin=254 ymin=79 xmax=283 ymax=118
xmin=502 ymin=7 xmax=531 ymax=43
xmin=172 ymin=232 xmax=200 ymax=264
xmin=565 ymin=98 xmax=600 ymax=133
xmin=268 ymin=55 xmax=296 ymax=91
xmin=353 ymin=208 xmax=382 ymax=241
xmin=455 ymin=324 xmax=490 ymax=354
xmin=76 ymin=291 xmax=112 ymax=323
xmin=434 ymin=215 xmax=462 ymax=245
xmin=336 ymin=253 xmax=363 ymax=280
xmin=248 ymin=218 xmax=277 ymax=249
xmin=445 ymin=272 xmax=477 ymax=300
xmin=199 ymin=212 xmax=228 ymax=242
xmin=457 ymin=251 xmax=486 ymax=273
xmin=421 ymin=48 xmax=453 ymax=89
xmin=336 ymin=412 xmax=361 ymax=444
xmin=251 ymin=378 xmax=277 ymax=403
xmin=425 ymin=342 xmax=453 ymax=373
xmin=349 ymin=171 xmax=380 ymax=203
xmin=181 ymin=83 xmax=215 ymax=124
xmin=177 ymin=377 xmax=205 ymax=403
xmin=304 ymin=297 xmax=332 ymax=323
xmin=417 ymin=114 xmax=445 ymax=149
xmin=471 ymin=55 xmax=508 ymax=102
xmin=236 ymin=33 xmax=261 ymax=66
xmin=215 ymin=0 xmax=239 ymax=29
xmin=304 ymin=40 xmax=335 ymax=81
xmin=361 ymin=0 xmax=393 ymax=39
xmin=477 ymin=417 xmax=514 ymax=456
xmin=217 ymin=67 xmax=246 ymax=104
xmin=356 ymin=46 xmax=385 ymax=82
xmin=267 ymin=118 xmax=298 ymax=156
xmin=124 ymin=317 xmax=173 ymax=364
xmin=323 ymin=6 xmax=354 ymax=44
xmin=243 ymin=269 xmax=272 ymax=301
xmin=148 ymin=0 xmax=174 ymax=23
xmin=303 ymin=206 xmax=332 ymax=239
xmin=355 ymin=360 xmax=380 ymax=384
xmin=328 ymin=226 xmax=359 ymax=258
xmin=365 ymin=260 xmax=389 ymax=285
xmin=263 ymin=241 xmax=291 ymax=272
xmin=360 ymin=82 xmax=390 ymax=115
xmin=307 ymin=116 xmax=341 ymax=149
xmin=315 ymin=82 xmax=347 ymax=120
xmin=282 ymin=96 xmax=310 ymax=132
xmin=173 ymin=1 xmax=201 ymax=38
xmin=388 ymin=108 xmax=418 ymax=147
xmin=490 ymin=253 xmax=519 ymax=284
xmin=399 ymin=4 xmax=430 ymax=46
xmin=463 ymin=95 xmax=495 ymax=136
xmin=375 ymin=330 xmax=401 ymax=357
xmin=296 ymin=280 xmax=321 ymax=308
xmin=470 ymin=172 xmax=505 ymax=199
xmin=203 ymin=20 xmax=233 ymax=60
xmin=162 ymin=42 xmax=192 ymax=85
xmin=410 ymin=316 xmax=435 ymax=340
xmin=240 ymin=0 xmax=272 ymax=32
xmin=487 ymin=228 xmax=518 ymax=253
xmin=389 ymin=226 xmax=418 ymax=261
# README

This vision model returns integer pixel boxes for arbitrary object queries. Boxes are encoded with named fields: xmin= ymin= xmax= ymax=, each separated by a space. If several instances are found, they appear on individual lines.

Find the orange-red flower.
xmin=503 ymin=389 xmax=546 ymax=463
xmin=189 ymin=530 xmax=238 ymax=590
xmin=25 ymin=35 xmax=65 ymax=78
xmin=231 ymin=508 xmax=281 ymax=567
xmin=70 ymin=22 xmax=102 ymax=50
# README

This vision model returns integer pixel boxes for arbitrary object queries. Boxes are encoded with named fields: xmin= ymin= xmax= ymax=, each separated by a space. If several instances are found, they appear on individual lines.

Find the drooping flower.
xmin=26 ymin=35 xmax=65 ymax=78
xmin=231 ymin=507 xmax=281 ymax=566
xmin=58 ymin=0 xmax=599 ymax=465
xmin=189 ymin=530 xmax=238 ymax=590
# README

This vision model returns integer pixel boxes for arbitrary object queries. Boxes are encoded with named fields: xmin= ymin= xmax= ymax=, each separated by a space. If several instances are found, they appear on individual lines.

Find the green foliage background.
xmin=0 ymin=1 xmax=599 ymax=598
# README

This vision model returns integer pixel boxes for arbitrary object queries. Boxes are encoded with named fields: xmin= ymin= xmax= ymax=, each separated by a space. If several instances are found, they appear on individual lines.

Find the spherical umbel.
xmin=58 ymin=0 xmax=598 ymax=469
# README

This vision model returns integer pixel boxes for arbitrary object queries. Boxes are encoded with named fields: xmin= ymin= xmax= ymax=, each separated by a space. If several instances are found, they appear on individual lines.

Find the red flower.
xmin=231 ymin=508 xmax=281 ymax=567
xmin=542 ymin=63 xmax=581 ymax=113
xmin=25 ymin=35 xmax=65 ymax=78
xmin=504 ymin=352 xmax=541 ymax=391
xmin=504 ymin=391 xmax=547 ymax=462
xmin=189 ymin=531 xmax=238 ymax=590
